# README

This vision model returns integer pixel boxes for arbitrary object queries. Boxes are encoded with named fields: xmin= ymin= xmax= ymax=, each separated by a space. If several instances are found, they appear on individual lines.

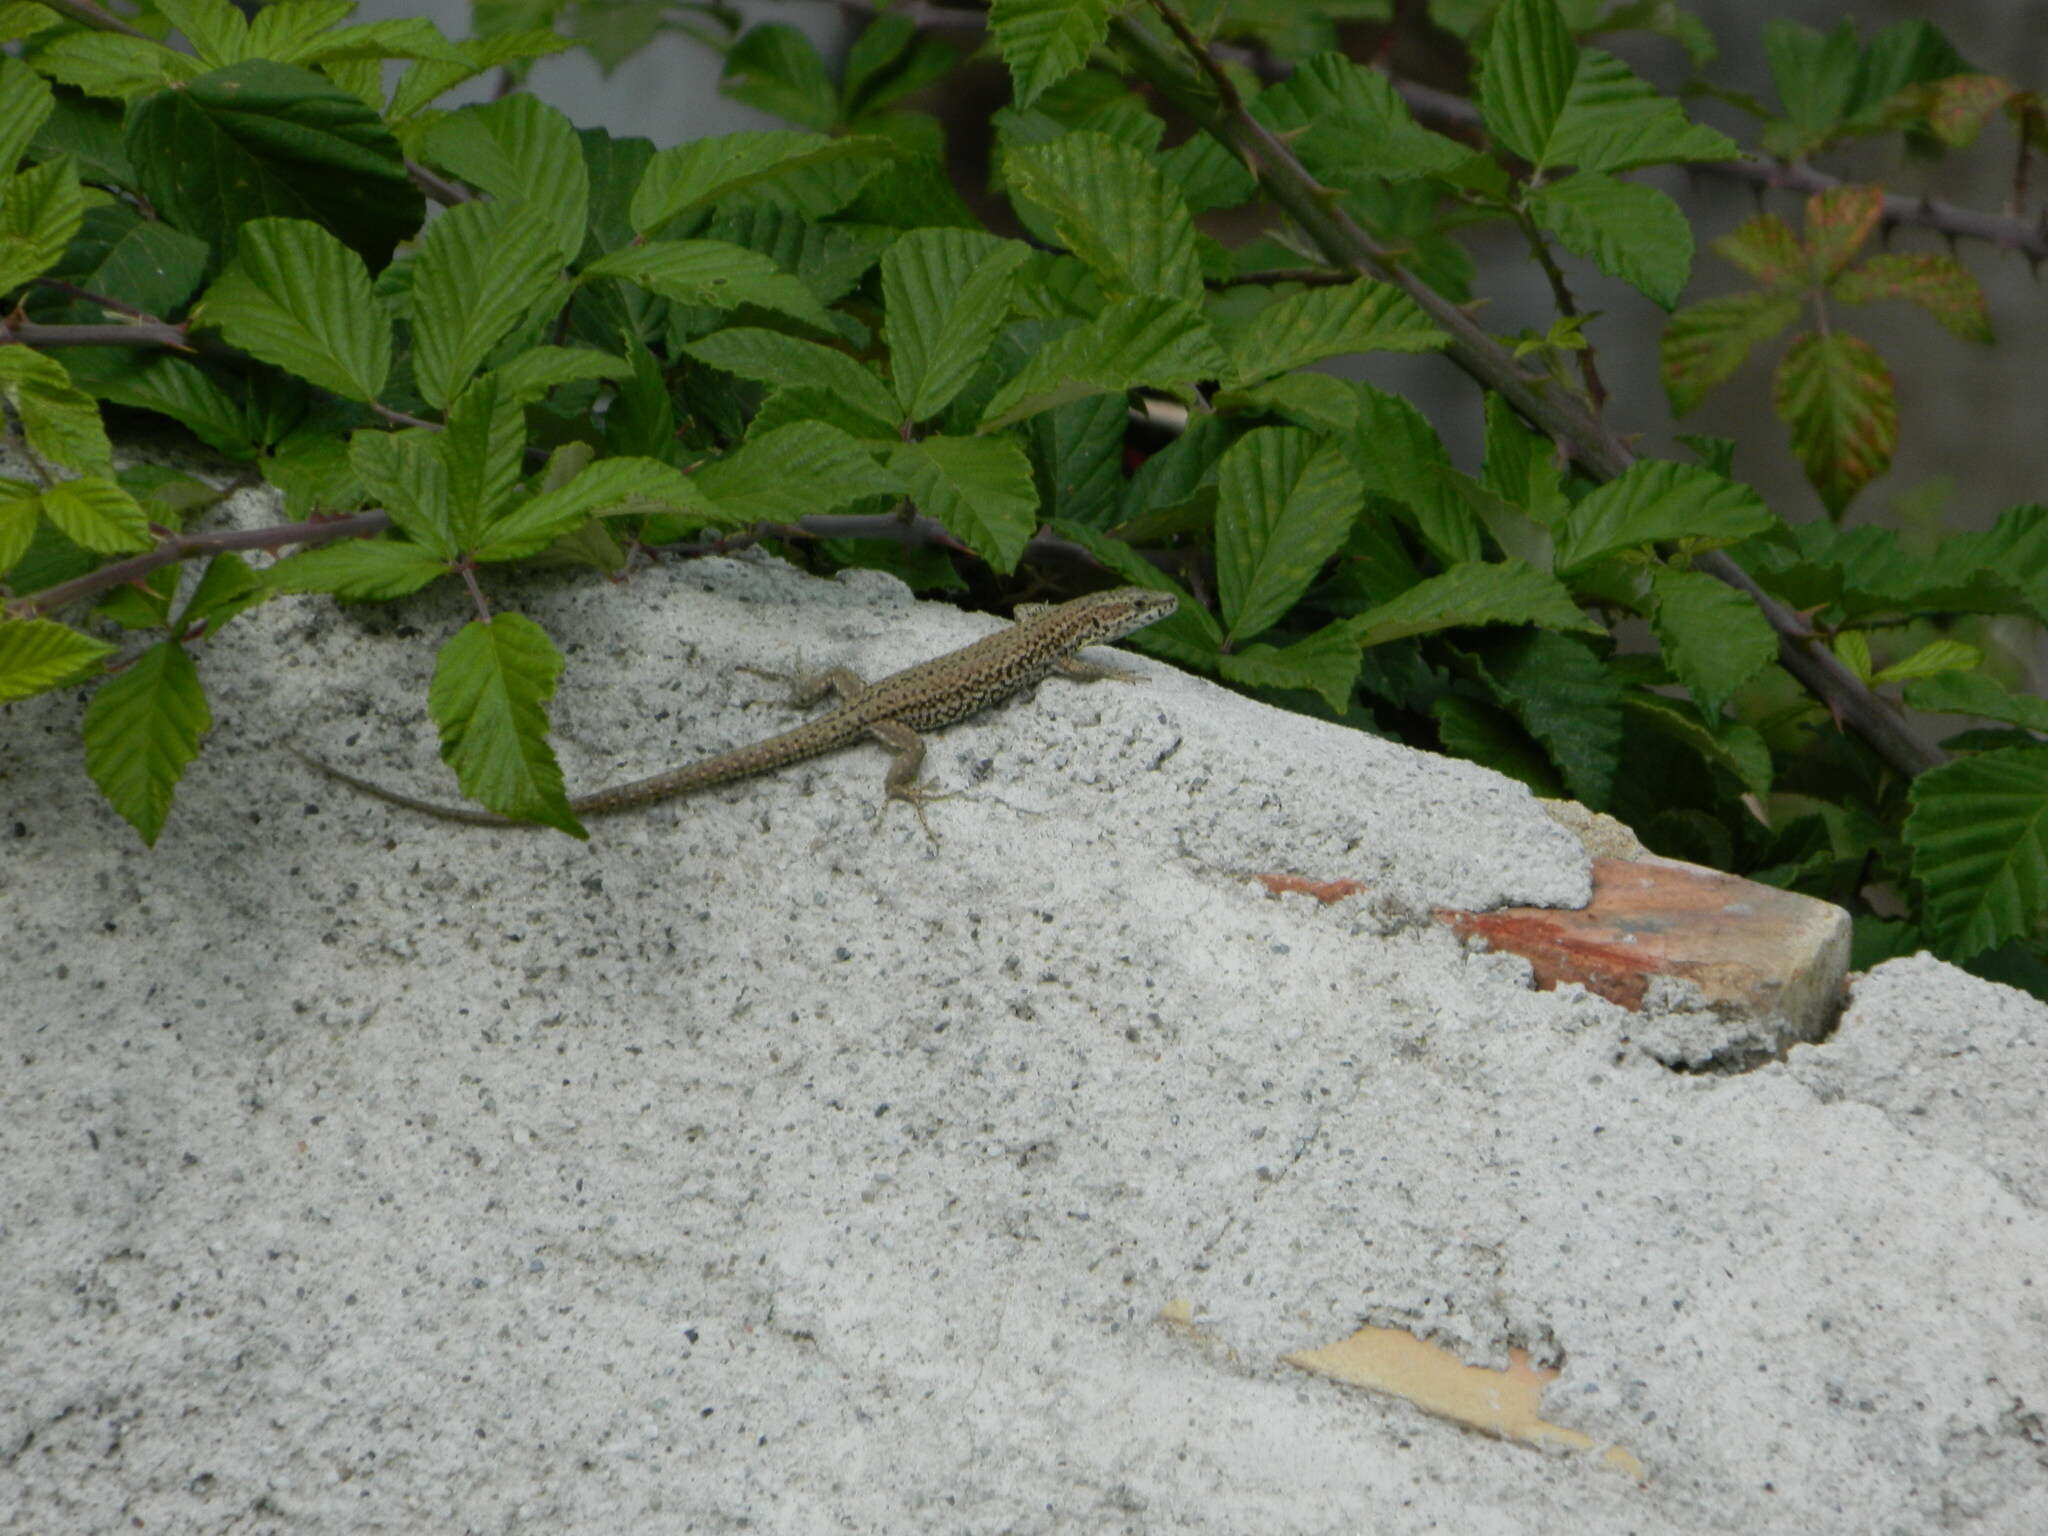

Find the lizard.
xmin=292 ymin=585 xmax=1178 ymax=833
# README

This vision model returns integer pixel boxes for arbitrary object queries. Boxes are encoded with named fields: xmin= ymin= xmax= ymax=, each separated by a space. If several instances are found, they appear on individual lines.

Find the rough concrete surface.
xmin=5 ymin=554 xmax=2044 ymax=1534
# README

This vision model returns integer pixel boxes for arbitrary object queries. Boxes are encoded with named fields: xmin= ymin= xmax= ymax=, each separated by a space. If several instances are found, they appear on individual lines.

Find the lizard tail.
xmin=286 ymin=743 xmax=521 ymax=827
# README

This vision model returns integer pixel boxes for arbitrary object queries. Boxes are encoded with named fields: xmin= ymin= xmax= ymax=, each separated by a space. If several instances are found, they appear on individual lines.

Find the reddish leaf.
xmin=1802 ymin=184 xmax=1884 ymax=280
xmin=1712 ymin=213 xmax=1804 ymax=290
xmin=1660 ymin=291 xmax=1802 ymax=415
xmin=1923 ymin=74 xmax=2012 ymax=146
xmin=1832 ymin=253 xmax=1993 ymax=342
xmin=1773 ymin=330 xmax=1896 ymax=516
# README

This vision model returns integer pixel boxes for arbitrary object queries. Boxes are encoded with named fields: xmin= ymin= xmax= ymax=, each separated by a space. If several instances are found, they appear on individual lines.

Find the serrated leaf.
xmin=474 ymin=455 xmax=722 ymax=562
xmin=0 ymin=54 xmax=56 ymax=173
xmin=581 ymin=239 xmax=839 ymax=335
xmin=197 ymin=216 xmax=391 ymax=403
xmin=1623 ymin=691 xmax=1773 ymax=797
xmin=1660 ymin=291 xmax=1801 ymax=415
xmin=35 ymin=32 xmax=200 ymax=105
xmin=889 ymin=434 xmax=1039 ymax=573
xmin=630 ymin=130 xmax=884 ymax=233
xmin=1432 ymin=693 xmax=1563 ymax=796
xmin=1218 ymin=622 xmax=1363 ymax=715
xmin=1906 ymin=746 xmax=2048 ymax=960
xmin=154 ymin=0 xmax=248 ymax=66
xmin=721 ymin=22 xmax=837 ymax=131
xmin=1831 ymin=252 xmax=1992 ymax=342
xmin=430 ymin=613 xmax=583 ymax=836
xmin=1025 ymin=391 xmax=1123 ymax=527
xmin=1481 ymin=392 xmax=1569 ymax=527
xmin=1713 ymin=213 xmax=1805 ymax=290
xmin=1338 ymin=383 xmax=1482 ymax=568
xmin=1547 ymin=48 xmax=1740 ymax=171
xmin=1214 ymin=428 xmax=1362 ymax=645
xmin=419 ymin=95 xmax=587 ymax=263
xmin=1005 ymin=131 xmax=1202 ymax=305
xmin=1649 ymin=566 xmax=1778 ymax=714
xmin=1554 ymin=459 xmax=1774 ymax=573
xmin=1802 ymin=184 xmax=1883 ymax=280
xmin=81 ymin=639 xmax=210 ymax=844
xmin=1906 ymin=671 xmax=2048 ymax=733
xmin=124 ymin=58 xmax=420 ymax=268
xmin=440 ymin=375 xmax=524 ymax=546
xmin=349 ymin=427 xmax=452 ymax=556
xmin=0 ymin=616 xmax=115 ymax=700
xmin=1922 ymin=73 xmax=2010 ymax=147
xmin=1217 ymin=279 xmax=1445 ymax=386
xmin=490 ymin=346 xmax=629 ymax=407
xmin=0 ymin=151 xmax=83 ymax=295
xmin=1253 ymin=52 xmax=1471 ymax=185
xmin=0 ymin=339 xmax=112 ymax=473
xmin=978 ymin=296 xmax=1226 ymax=430
xmin=1773 ymin=330 xmax=1895 ymax=516
xmin=387 ymin=29 xmax=573 ymax=122
xmin=1765 ymin=19 xmax=1859 ymax=150
xmin=708 ymin=201 xmax=895 ymax=304
xmin=683 ymin=327 xmax=899 ymax=435
xmin=989 ymin=0 xmax=1110 ymax=110
xmin=67 ymin=352 xmax=258 ymax=458
xmin=410 ymin=200 xmax=565 ymax=411
xmin=1479 ymin=0 xmax=1579 ymax=167
xmin=883 ymin=228 xmax=1033 ymax=420
xmin=1872 ymin=637 xmax=1980 ymax=685
xmin=1349 ymin=559 xmax=1595 ymax=647
xmin=694 ymin=419 xmax=901 ymax=523
xmin=1832 ymin=628 xmax=1872 ymax=681
xmin=75 ymin=215 xmax=210 ymax=318
xmin=1532 ymin=171 xmax=1693 ymax=309
xmin=265 ymin=536 xmax=449 ymax=598
xmin=0 ymin=477 xmax=35 ymax=572
xmin=38 ymin=474 xmax=151 ymax=553
xmin=1467 ymin=628 xmax=1622 ymax=806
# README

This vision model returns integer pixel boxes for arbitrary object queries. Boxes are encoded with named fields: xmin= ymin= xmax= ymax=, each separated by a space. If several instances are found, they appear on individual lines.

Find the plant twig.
xmin=0 ymin=317 xmax=193 ymax=351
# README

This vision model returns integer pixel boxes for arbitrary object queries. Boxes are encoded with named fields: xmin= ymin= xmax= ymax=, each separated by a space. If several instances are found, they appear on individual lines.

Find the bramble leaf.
xmin=1215 ymin=427 xmax=1362 ymax=646
xmin=197 ymin=217 xmax=391 ymax=403
xmin=82 ymin=639 xmax=211 ymax=845
xmin=1906 ymin=746 xmax=2048 ymax=960
xmin=890 ymin=434 xmax=1039 ymax=574
xmin=1532 ymin=171 xmax=1693 ymax=309
xmin=430 ymin=613 xmax=583 ymax=837
xmin=1773 ymin=330 xmax=1895 ymax=516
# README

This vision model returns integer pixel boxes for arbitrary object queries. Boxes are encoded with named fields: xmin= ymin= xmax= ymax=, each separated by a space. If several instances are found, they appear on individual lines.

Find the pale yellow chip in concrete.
xmin=1286 ymin=1323 xmax=1644 ymax=1479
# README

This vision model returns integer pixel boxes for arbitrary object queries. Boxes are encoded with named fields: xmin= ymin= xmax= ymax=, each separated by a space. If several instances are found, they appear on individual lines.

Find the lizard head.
xmin=1067 ymin=586 xmax=1179 ymax=643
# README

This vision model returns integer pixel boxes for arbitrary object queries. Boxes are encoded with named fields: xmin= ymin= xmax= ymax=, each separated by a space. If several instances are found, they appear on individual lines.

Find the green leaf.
xmin=683 ymin=327 xmax=900 ymax=436
xmin=1219 ymin=622 xmax=1364 ymax=715
xmin=693 ymin=420 xmax=901 ymax=523
xmin=430 ymin=613 xmax=583 ymax=836
xmin=1479 ymin=0 xmax=1579 ymax=167
xmin=1432 ymin=693 xmax=1563 ymax=796
xmin=490 ymin=346 xmax=630 ymax=407
xmin=1773 ymin=330 xmax=1895 ymax=516
xmin=1906 ymin=746 xmax=2048 ymax=960
xmin=1832 ymin=252 xmax=1992 ymax=343
xmin=440 ymin=375 xmax=524 ymax=547
xmin=72 ymin=214 xmax=210 ymax=318
xmin=0 ymin=346 xmax=112 ymax=473
xmin=1004 ymin=131 xmax=1202 ymax=305
xmin=0 ymin=155 xmax=85 ymax=295
xmin=1253 ymin=52 xmax=1471 ymax=185
xmin=708 ymin=201 xmax=895 ymax=304
xmin=387 ymin=28 xmax=573 ymax=122
xmin=581 ymin=239 xmax=839 ymax=335
xmin=1554 ymin=459 xmax=1773 ymax=573
xmin=0 ymin=476 xmax=35 ymax=572
xmin=81 ymin=639 xmax=210 ymax=845
xmin=65 ymin=352 xmax=258 ymax=458
xmin=1217 ymin=279 xmax=1445 ymax=386
xmin=265 ymin=536 xmax=449 ymax=598
xmin=124 ymin=58 xmax=421 ymax=268
xmin=1025 ymin=392 xmax=1124 ymax=526
xmin=418 ymin=95 xmax=588 ymax=265
xmin=889 ymin=434 xmax=1039 ymax=574
xmin=721 ymin=23 xmax=838 ymax=131
xmin=154 ymin=0 xmax=249 ymax=67
xmin=349 ymin=428 xmax=452 ymax=556
xmin=882 ymin=228 xmax=1033 ymax=420
xmin=1649 ymin=566 xmax=1778 ymax=714
xmin=38 ymin=474 xmax=151 ymax=553
xmin=1531 ymin=171 xmax=1693 ymax=310
xmin=989 ymin=0 xmax=1110 ymax=110
xmin=0 ymin=616 xmax=115 ymax=700
xmin=978 ymin=296 xmax=1226 ymax=430
xmin=1623 ymin=691 xmax=1772 ymax=797
xmin=1660 ymin=291 xmax=1801 ymax=415
xmin=1481 ymin=392 xmax=1569 ymax=526
xmin=1214 ymin=427 xmax=1362 ymax=646
xmin=197 ymin=217 xmax=390 ymax=403
xmin=1342 ymin=384 xmax=1482 ymax=568
xmin=0 ymin=54 xmax=56 ymax=174
xmin=1906 ymin=671 xmax=2048 ymax=733
xmin=1548 ymin=49 xmax=1740 ymax=172
xmin=174 ymin=550 xmax=263 ymax=634
xmin=1765 ymin=19 xmax=1859 ymax=151
xmin=474 ymin=455 xmax=722 ymax=562
xmin=630 ymin=130 xmax=884 ymax=233
xmin=409 ymin=199 xmax=565 ymax=411
xmin=34 ymin=33 xmax=200 ymax=105
xmin=1871 ymin=637 xmax=1980 ymax=686
xmin=1467 ymin=628 xmax=1623 ymax=807
xmin=1349 ymin=559 xmax=1595 ymax=647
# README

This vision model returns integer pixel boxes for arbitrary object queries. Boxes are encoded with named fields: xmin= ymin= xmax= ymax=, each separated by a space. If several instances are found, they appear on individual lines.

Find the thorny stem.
xmin=1514 ymin=206 xmax=1608 ymax=410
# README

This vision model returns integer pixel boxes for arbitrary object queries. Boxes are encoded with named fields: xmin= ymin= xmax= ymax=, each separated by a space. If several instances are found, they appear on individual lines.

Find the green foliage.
xmin=2 ymin=0 xmax=2043 ymax=994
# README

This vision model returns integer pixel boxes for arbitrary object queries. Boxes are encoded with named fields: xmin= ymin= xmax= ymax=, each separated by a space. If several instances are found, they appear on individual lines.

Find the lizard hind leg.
xmin=865 ymin=719 xmax=954 ymax=842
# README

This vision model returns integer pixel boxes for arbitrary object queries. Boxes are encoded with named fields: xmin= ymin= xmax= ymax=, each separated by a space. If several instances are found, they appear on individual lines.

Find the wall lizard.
xmin=293 ymin=585 xmax=1178 ymax=831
